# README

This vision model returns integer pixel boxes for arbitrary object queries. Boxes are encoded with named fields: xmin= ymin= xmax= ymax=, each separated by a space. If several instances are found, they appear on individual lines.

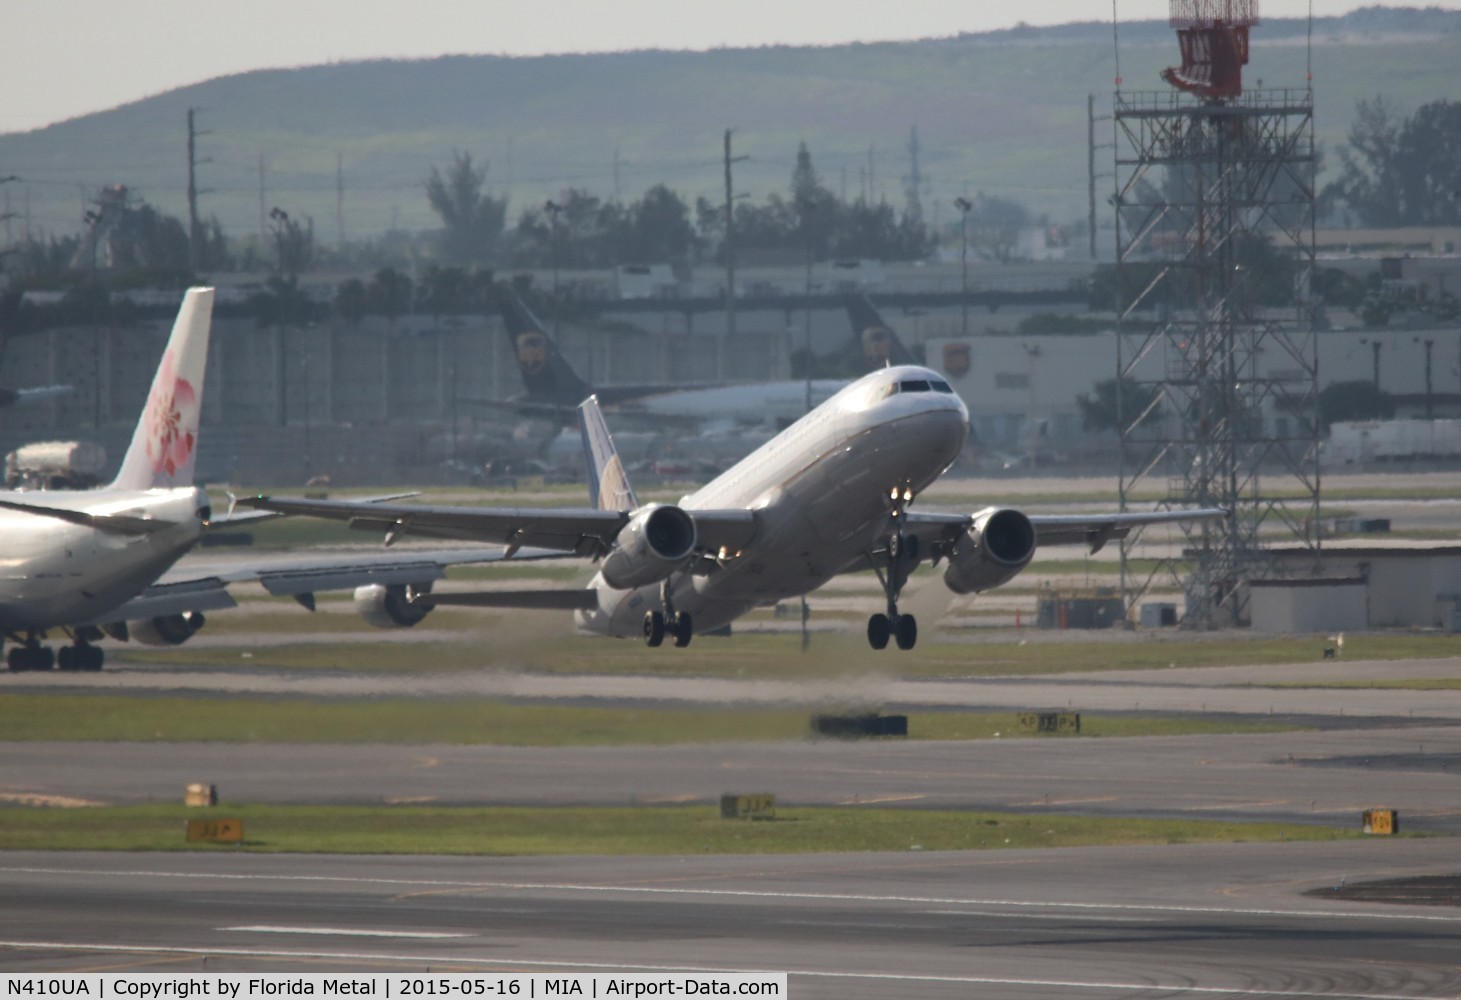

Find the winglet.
xmin=110 ymin=287 xmax=215 ymax=490
xmin=845 ymin=294 xmax=918 ymax=371
xmin=578 ymin=395 xmax=637 ymax=512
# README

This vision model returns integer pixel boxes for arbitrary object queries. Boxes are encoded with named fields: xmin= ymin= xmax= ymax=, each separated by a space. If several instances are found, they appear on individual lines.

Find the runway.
xmin=6 ymin=725 xmax=1461 ymax=831
xmin=2 ymin=843 xmax=1459 ymax=997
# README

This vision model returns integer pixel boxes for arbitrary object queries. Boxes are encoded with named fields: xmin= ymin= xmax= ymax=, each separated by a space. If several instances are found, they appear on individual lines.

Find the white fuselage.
xmin=0 ymin=487 xmax=208 ymax=634
xmin=575 ymin=366 xmax=969 ymax=637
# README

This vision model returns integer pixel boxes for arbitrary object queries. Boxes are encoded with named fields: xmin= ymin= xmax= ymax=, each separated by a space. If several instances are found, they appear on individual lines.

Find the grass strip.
xmin=0 ymin=803 xmax=1365 ymax=855
xmin=110 ymin=630 xmax=1461 ymax=679
xmin=0 ymin=695 xmax=1302 ymax=745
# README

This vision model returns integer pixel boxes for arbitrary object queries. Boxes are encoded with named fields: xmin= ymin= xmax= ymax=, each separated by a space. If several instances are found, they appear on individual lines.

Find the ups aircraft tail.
xmin=110 ymin=287 xmax=215 ymax=491
xmin=845 ymin=294 xmax=919 ymax=372
xmin=497 ymin=291 xmax=593 ymax=407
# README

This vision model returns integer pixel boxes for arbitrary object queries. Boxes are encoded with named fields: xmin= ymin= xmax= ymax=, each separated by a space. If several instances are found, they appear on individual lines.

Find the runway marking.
xmin=6 ymin=864 xmax=1461 ymax=925
xmin=1010 ymin=796 xmax=1118 ymax=807
xmin=221 ymin=926 xmax=474 ymax=939
xmin=837 ymin=793 xmax=927 ymax=805
xmin=0 ymin=939 xmax=1439 ymax=999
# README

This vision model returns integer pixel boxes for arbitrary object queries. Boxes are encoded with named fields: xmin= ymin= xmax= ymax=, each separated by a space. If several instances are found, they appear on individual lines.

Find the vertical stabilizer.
xmin=110 ymin=287 xmax=215 ymax=490
xmin=578 ymin=395 xmax=637 ymax=512
xmin=497 ymin=291 xmax=594 ymax=406
xmin=845 ymin=294 xmax=918 ymax=371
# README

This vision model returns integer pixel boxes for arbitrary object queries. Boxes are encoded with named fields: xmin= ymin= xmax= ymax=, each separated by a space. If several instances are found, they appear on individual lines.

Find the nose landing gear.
xmin=866 ymin=485 xmax=920 ymax=651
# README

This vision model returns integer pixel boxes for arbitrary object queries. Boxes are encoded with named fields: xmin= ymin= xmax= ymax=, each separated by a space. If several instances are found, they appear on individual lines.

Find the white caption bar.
xmin=2 ymin=974 xmax=788 ymax=999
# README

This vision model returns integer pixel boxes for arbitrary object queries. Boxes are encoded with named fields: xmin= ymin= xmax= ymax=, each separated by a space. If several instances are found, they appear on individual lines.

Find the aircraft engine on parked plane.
xmin=942 ymin=508 xmax=1036 ymax=595
xmin=355 ymin=582 xmax=433 ymax=628
xmin=129 ymin=611 xmax=207 ymax=646
xmin=600 ymin=504 xmax=697 ymax=590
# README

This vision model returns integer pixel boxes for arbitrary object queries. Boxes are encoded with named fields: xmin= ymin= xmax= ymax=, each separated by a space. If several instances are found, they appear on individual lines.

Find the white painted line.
xmin=6 ymin=865 xmax=1461 ymax=924
xmin=0 ymin=940 xmax=1431 ymax=1000
xmin=221 ymin=926 xmax=473 ymax=939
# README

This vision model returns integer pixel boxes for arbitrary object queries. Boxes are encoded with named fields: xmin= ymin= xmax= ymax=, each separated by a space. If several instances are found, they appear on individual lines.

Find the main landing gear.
xmin=6 ymin=631 xmax=105 ymax=671
xmin=867 ymin=485 xmax=919 ymax=651
xmin=643 ymin=578 xmax=693 ymax=648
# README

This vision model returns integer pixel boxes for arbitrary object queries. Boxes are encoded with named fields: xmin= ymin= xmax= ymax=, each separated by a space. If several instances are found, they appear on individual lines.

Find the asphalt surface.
xmin=4 ymin=724 xmax=1460 ymax=832
xmin=3 ymin=843 xmax=1460 ymax=997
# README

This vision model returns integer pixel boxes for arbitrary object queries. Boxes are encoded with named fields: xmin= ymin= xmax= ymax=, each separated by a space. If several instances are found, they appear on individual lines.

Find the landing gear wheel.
xmin=867 ymin=613 xmax=891 ymax=650
xmin=8 ymin=644 xmax=54 ymax=671
xmin=643 ymin=610 xmax=666 ymax=647
xmin=671 ymin=611 xmax=693 ymax=648
xmin=894 ymin=614 xmax=918 ymax=651
xmin=59 ymin=644 xmax=103 ymax=671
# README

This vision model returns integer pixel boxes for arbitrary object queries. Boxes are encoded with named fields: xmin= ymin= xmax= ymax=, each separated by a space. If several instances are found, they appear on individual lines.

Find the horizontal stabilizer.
xmin=411 ymin=589 xmax=599 ymax=611
xmin=0 ymin=498 xmax=174 ymax=535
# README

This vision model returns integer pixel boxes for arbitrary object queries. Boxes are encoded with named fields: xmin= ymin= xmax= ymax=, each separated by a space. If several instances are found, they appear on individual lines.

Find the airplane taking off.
xmin=1 ymin=288 xmax=518 ymax=671
xmin=244 ymin=365 xmax=1227 ymax=651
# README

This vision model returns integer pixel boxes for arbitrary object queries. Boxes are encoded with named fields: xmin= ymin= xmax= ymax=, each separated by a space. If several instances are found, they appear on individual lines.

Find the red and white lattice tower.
xmin=1113 ymin=0 xmax=1321 ymax=627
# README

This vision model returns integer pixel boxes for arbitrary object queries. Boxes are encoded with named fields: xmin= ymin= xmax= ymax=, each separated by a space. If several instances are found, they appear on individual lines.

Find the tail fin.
xmin=578 ymin=395 xmax=637 ymax=512
xmin=497 ymin=290 xmax=594 ymax=406
xmin=845 ymin=294 xmax=918 ymax=370
xmin=110 ymin=287 xmax=215 ymax=490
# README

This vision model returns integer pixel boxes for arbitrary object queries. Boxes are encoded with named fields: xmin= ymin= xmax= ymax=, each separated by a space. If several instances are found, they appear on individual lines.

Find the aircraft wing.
xmin=79 ymin=546 xmax=547 ymax=626
xmin=239 ymin=495 xmax=630 ymax=553
xmin=902 ymin=506 xmax=1229 ymax=556
xmin=1024 ymin=508 xmax=1228 ymax=551
xmin=238 ymin=495 xmax=761 ymax=561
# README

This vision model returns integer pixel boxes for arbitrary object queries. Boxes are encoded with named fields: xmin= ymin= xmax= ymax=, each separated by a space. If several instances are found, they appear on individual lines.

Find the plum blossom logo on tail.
xmin=144 ymin=350 xmax=199 ymax=478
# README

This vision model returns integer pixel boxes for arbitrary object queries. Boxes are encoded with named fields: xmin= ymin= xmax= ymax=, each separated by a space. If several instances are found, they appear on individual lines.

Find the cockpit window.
xmin=931 ymin=380 xmax=954 ymax=393
xmin=899 ymin=379 xmax=931 ymax=393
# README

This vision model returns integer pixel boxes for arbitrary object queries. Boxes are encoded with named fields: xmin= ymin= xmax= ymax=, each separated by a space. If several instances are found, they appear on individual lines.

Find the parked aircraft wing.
xmin=412 ymin=589 xmax=599 ymax=611
xmin=84 ymin=546 xmax=552 ymax=626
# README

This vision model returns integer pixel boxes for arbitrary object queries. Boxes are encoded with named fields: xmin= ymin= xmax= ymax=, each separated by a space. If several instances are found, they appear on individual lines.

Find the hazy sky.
xmin=3 ymin=1 xmax=1455 ymax=133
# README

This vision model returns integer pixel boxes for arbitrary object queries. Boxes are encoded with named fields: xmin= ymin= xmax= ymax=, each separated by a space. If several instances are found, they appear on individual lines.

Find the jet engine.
xmin=600 ymin=504 xmax=697 ymax=590
xmin=129 ymin=611 xmax=207 ymax=646
xmin=355 ymin=582 xmax=433 ymax=629
xmin=942 ymin=508 xmax=1037 ymax=595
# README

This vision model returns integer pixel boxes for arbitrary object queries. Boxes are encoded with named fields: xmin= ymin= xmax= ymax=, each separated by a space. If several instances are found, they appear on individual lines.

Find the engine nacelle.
xmin=129 ymin=611 xmax=206 ymax=646
xmin=354 ymin=582 xmax=433 ymax=629
xmin=600 ymin=504 xmax=697 ymax=590
xmin=943 ymin=508 xmax=1037 ymax=595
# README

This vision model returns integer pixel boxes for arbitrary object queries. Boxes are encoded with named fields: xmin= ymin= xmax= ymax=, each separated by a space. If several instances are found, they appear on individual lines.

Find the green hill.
xmin=2 ymin=7 xmax=1458 ymax=244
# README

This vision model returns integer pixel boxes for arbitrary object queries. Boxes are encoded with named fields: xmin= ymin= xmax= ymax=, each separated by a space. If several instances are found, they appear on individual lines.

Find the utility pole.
xmin=723 ymin=129 xmax=748 ymax=340
xmin=955 ymin=196 xmax=972 ymax=336
xmin=336 ymin=152 xmax=346 ymax=246
xmin=1088 ymin=94 xmax=1097 ymax=260
xmin=903 ymin=125 xmax=924 ymax=224
xmin=257 ymin=153 xmax=268 ymax=246
xmin=186 ymin=108 xmax=209 ymax=271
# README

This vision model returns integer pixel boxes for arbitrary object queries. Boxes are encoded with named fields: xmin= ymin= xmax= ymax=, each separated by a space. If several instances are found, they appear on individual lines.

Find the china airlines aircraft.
xmin=0 ymin=288 xmax=515 ymax=671
xmin=243 ymin=366 xmax=1227 ymax=650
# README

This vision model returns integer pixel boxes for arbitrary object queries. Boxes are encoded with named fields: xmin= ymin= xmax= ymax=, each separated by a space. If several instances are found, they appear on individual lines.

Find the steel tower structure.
xmin=1114 ymin=0 xmax=1321 ymax=626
